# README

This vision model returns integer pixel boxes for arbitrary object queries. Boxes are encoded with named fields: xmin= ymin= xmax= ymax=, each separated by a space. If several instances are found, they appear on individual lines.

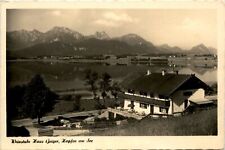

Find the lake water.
xmin=7 ymin=61 xmax=217 ymax=91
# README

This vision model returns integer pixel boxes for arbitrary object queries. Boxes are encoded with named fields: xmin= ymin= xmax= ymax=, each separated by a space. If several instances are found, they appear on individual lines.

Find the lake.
xmin=7 ymin=61 xmax=217 ymax=91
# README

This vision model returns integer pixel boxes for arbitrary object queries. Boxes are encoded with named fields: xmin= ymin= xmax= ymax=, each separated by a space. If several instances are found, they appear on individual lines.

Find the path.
xmin=12 ymin=109 xmax=105 ymax=127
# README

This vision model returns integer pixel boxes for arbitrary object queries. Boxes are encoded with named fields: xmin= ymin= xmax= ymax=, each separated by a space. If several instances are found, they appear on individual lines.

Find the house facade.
xmin=120 ymin=71 xmax=212 ymax=116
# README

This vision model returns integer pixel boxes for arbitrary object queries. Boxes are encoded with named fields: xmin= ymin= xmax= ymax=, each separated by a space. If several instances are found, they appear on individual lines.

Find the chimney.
xmin=147 ymin=70 xmax=151 ymax=75
xmin=162 ymin=70 xmax=166 ymax=76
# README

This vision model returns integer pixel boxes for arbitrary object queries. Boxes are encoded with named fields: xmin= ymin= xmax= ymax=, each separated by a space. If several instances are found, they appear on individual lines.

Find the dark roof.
xmin=123 ymin=73 xmax=211 ymax=97
xmin=118 ymin=93 xmax=170 ymax=107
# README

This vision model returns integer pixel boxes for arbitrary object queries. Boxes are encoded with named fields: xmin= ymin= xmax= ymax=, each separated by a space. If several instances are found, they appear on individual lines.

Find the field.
xmin=89 ymin=108 xmax=217 ymax=136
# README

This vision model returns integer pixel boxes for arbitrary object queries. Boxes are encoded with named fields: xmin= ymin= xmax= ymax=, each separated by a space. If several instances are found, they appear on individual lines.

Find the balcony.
xmin=119 ymin=93 xmax=170 ymax=107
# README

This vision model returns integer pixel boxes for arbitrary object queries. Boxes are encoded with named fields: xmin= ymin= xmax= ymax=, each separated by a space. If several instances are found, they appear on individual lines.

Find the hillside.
xmin=7 ymin=29 xmax=44 ymax=50
xmin=10 ymin=39 xmax=156 ymax=57
xmin=188 ymin=44 xmax=216 ymax=54
xmin=157 ymin=44 xmax=184 ymax=54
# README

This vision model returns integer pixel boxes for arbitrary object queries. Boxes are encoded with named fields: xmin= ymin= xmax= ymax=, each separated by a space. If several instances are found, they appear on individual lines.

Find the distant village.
xmin=9 ymin=53 xmax=217 ymax=68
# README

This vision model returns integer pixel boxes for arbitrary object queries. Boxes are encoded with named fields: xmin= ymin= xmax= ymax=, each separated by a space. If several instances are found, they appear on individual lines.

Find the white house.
xmin=120 ymin=71 xmax=213 ymax=116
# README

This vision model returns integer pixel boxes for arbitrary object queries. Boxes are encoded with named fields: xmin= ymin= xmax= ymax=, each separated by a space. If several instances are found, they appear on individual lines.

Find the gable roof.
xmin=123 ymin=73 xmax=212 ymax=97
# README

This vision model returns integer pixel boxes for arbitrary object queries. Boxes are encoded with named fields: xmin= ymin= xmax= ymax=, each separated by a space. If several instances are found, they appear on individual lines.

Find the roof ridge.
xmin=148 ymin=72 xmax=192 ymax=77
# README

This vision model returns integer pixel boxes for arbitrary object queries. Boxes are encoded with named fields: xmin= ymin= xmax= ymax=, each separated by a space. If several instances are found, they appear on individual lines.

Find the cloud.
xmin=103 ymin=12 xmax=137 ymax=22
xmin=93 ymin=11 xmax=138 ymax=27
xmin=94 ymin=19 xmax=119 ymax=27
xmin=51 ymin=10 xmax=62 ymax=16
xmin=181 ymin=17 xmax=201 ymax=30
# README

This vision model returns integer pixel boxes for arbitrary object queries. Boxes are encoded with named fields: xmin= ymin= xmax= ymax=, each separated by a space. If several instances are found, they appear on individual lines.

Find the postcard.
xmin=0 ymin=1 xmax=224 ymax=149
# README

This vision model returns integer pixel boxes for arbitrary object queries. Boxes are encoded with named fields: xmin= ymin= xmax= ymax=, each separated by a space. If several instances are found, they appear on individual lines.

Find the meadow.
xmin=89 ymin=108 xmax=217 ymax=136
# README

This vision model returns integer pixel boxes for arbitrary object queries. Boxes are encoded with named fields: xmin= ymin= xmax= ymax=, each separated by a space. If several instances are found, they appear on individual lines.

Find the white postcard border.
xmin=0 ymin=1 xmax=224 ymax=149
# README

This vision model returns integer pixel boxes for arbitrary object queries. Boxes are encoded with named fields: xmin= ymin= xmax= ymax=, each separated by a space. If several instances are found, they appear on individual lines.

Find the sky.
xmin=7 ymin=9 xmax=217 ymax=49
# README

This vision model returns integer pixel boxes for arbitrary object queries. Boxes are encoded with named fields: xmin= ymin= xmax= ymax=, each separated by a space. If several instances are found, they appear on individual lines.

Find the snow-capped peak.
xmin=50 ymin=26 xmax=74 ymax=34
xmin=45 ymin=26 xmax=84 ymax=41
xmin=94 ymin=31 xmax=110 ymax=40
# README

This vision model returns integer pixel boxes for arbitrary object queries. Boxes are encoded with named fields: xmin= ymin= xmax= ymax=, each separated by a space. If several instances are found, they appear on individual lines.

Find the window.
xmin=128 ymin=89 xmax=135 ymax=94
xmin=140 ymin=103 xmax=148 ymax=109
xmin=159 ymin=94 xmax=168 ymax=99
xmin=140 ymin=91 xmax=147 ymax=96
xmin=159 ymin=107 xmax=168 ymax=113
xmin=150 ymin=92 xmax=154 ymax=97
xmin=183 ymin=91 xmax=193 ymax=96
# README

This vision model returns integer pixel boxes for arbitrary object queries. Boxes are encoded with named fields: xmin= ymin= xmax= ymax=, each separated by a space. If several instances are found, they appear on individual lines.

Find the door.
xmin=150 ymin=105 xmax=154 ymax=114
xmin=131 ymin=101 xmax=134 ymax=109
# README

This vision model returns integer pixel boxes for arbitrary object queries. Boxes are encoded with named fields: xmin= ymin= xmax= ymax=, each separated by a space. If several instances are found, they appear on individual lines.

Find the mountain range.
xmin=7 ymin=26 xmax=216 ymax=57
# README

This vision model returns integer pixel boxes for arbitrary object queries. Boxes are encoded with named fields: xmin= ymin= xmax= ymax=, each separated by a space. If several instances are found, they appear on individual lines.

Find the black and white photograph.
xmin=1 ymin=1 xmax=224 ymax=149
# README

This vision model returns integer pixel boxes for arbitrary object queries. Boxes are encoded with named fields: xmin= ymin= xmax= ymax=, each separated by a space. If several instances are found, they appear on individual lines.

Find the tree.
xmin=7 ymin=85 xmax=26 ymax=120
xmin=110 ymin=82 xmax=121 ymax=99
xmin=110 ymin=82 xmax=121 ymax=107
xmin=94 ymin=96 xmax=105 ymax=110
xmin=7 ymin=85 xmax=27 ymax=136
xmin=22 ymin=74 xmax=58 ymax=124
xmin=85 ymin=70 xmax=99 ymax=99
xmin=99 ymin=72 xmax=111 ymax=104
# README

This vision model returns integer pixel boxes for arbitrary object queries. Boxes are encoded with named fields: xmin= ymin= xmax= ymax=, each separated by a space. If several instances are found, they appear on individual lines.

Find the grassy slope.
xmin=90 ymin=108 xmax=217 ymax=136
xmin=46 ymin=98 xmax=122 ymax=116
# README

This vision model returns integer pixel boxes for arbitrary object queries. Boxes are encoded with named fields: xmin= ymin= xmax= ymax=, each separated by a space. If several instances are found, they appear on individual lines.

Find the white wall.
xmin=123 ymin=99 xmax=169 ymax=115
xmin=171 ymin=88 xmax=205 ymax=113
xmin=124 ymin=99 xmax=131 ymax=110
xmin=188 ymin=88 xmax=205 ymax=102
xmin=154 ymin=107 xmax=161 ymax=114
xmin=171 ymin=90 xmax=189 ymax=113
xmin=168 ymin=100 xmax=173 ymax=115
xmin=133 ymin=101 xmax=150 ymax=115
xmin=124 ymin=99 xmax=150 ymax=115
